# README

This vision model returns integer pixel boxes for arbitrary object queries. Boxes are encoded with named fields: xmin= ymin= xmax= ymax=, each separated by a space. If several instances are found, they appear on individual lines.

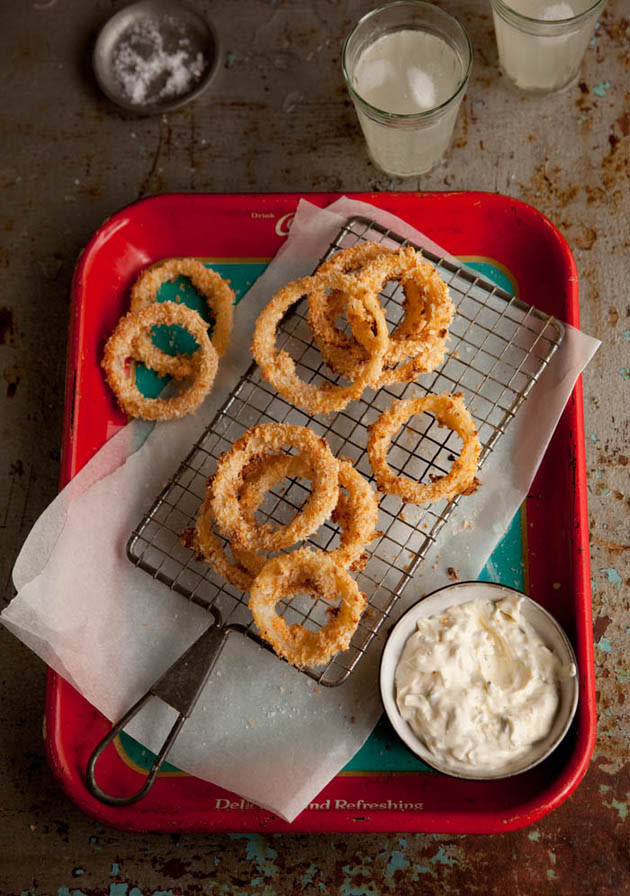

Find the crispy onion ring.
xmin=194 ymin=454 xmax=318 ymax=591
xmin=367 ymin=392 xmax=481 ymax=504
xmin=210 ymin=423 xmax=340 ymax=551
xmin=348 ymin=251 xmax=452 ymax=367
xmin=195 ymin=452 xmax=379 ymax=589
xmin=318 ymin=335 xmax=448 ymax=387
xmin=251 ymin=270 xmax=389 ymax=414
xmin=248 ymin=548 xmax=367 ymax=668
xmin=309 ymin=243 xmax=435 ymax=361
xmin=130 ymin=257 xmax=234 ymax=377
xmin=194 ymin=489 xmax=259 ymax=592
xmin=313 ymin=249 xmax=454 ymax=387
xmin=102 ymin=302 xmax=218 ymax=420
xmin=236 ymin=454 xmax=379 ymax=572
xmin=306 ymin=243 xmax=395 ymax=349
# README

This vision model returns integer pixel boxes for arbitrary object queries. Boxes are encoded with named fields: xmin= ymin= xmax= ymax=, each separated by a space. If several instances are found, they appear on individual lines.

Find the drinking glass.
xmin=490 ymin=0 xmax=606 ymax=92
xmin=342 ymin=1 xmax=472 ymax=177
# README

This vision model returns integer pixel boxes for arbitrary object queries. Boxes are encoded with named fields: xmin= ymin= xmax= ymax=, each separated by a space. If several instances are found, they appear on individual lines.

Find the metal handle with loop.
xmin=86 ymin=608 xmax=230 ymax=806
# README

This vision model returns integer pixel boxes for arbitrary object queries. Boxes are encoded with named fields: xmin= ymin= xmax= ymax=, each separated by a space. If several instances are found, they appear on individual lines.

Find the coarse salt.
xmin=112 ymin=17 xmax=207 ymax=105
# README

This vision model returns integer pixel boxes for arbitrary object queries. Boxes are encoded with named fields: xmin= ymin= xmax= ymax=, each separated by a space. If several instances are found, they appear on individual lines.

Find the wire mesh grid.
xmin=127 ymin=215 xmax=565 ymax=687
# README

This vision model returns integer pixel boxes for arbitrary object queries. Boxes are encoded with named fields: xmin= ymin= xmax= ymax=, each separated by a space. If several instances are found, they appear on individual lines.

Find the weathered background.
xmin=1 ymin=0 xmax=628 ymax=893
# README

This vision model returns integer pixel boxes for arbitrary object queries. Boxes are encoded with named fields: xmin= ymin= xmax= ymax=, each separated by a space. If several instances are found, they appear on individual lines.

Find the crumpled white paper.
xmin=3 ymin=196 xmax=600 ymax=822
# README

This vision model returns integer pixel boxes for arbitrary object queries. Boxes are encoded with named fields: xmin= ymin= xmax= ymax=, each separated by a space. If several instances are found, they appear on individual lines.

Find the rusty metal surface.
xmin=0 ymin=0 xmax=628 ymax=892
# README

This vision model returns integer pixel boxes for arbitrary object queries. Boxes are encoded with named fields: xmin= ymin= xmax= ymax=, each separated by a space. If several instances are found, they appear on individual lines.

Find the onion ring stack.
xmin=209 ymin=423 xmax=341 ymax=551
xmin=235 ymin=454 xmax=378 ymax=573
xmin=251 ymin=243 xmax=454 ymax=414
xmin=102 ymin=302 xmax=219 ymax=421
xmin=130 ymin=258 xmax=234 ymax=377
xmin=192 ymin=422 xmax=379 ymax=667
xmin=251 ymin=270 xmax=390 ymax=415
xmin=101 ymin=258 xmax=234 ymax=420
xmin=188 ymin=245 xmax=480 ymax=668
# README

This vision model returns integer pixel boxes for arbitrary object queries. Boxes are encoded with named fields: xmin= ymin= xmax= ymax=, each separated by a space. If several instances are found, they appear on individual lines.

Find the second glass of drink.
xmin=490 ymin=0 xmax=606 ymax=92
xmin=342 ymin=1 xmax=472 ymax=178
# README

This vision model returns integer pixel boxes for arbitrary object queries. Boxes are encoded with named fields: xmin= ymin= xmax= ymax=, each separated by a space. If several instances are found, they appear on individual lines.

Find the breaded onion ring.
xmin=349 ymin=252 xmax=452 ymax=367
xmin=195 ymin=452 xmax=379 ymax=589
xmin=130 ymin=257 xmax=234 ymax=377
xmin=102 ymin=302 xmax=218 ymax=420
xmin=251 ymin=270 xmax=389 ymax=414
xmin=367 ymin=392 xmax=481 ymax=504
xmin=307 ymin=242 xmax=395 ymax=350
xmin=194 ymin=489 xmax=261 ymax=592
xmin=210 ymin=423 xmax=340 ymax=551
xmin=309 ymin=243 xmax=436 ymax=362
xmin=313 ymin=249 xmax=454 ymax=387
xmin=249 ymin=548 xmax=367 ymax=668
xmin=236 ymin=454 xmax=379 ymax=572
xmin=194 ymin=454 xmax=316 ymax=592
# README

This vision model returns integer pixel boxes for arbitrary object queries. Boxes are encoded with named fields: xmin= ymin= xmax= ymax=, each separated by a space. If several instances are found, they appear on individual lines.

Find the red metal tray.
xmin=46 ymin=192 xmax=595 ymax=833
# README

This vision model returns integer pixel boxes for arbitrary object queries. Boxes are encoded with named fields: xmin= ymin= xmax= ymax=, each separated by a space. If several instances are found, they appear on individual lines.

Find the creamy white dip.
xmin=395 ymin=596 xmax=575 ymax=774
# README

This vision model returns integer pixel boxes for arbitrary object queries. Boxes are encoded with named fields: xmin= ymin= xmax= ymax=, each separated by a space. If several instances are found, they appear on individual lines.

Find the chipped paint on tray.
xmin=108 ymin=885 xmax=132 ymax=896
xmin=229 ymin=834 xmax=279 ymax=880
xmin=601 ymin=567 xmax=623 ymax=586
xmin=602 ymin=792 xmax=630 ymax=821
xmin=383 ymin=848 xmax=410 ymax=882
xmin=340 ymin=882 xmax=377 ymax=896
xmin=340 ymin=855 xmax=378 ymax=896
xmin=431 ymin=845 xmax=461 ymax=867
xmin=300 ymin=862 xmax=318 ymax=887
xmin=593 ymin=80 xmax=611 ymax=96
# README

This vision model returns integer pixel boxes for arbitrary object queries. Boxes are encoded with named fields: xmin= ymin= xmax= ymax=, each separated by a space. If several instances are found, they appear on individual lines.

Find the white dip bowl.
xmin=380 ymin=581 xmax=579 ymax=780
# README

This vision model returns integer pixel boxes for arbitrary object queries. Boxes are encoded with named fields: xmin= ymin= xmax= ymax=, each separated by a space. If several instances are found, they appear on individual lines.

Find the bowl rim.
xmin=379 ymin=580 xmax=580 ymax=780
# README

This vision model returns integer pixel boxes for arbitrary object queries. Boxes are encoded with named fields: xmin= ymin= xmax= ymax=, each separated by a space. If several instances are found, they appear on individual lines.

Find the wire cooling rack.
xmin=127 ymin=215 xmax=565 ymax=687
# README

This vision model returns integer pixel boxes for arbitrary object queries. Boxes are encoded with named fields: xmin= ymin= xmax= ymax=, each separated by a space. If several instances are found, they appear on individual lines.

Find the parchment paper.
xmin=3 ymin=196 xmax=599 ymax=822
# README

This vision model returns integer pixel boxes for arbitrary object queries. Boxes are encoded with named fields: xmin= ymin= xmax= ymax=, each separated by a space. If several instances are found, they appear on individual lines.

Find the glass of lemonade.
xmin=490 ymin=0 xmax=606 ymax=92
xmin=342 ymin=1 xmax=472 ymax=177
